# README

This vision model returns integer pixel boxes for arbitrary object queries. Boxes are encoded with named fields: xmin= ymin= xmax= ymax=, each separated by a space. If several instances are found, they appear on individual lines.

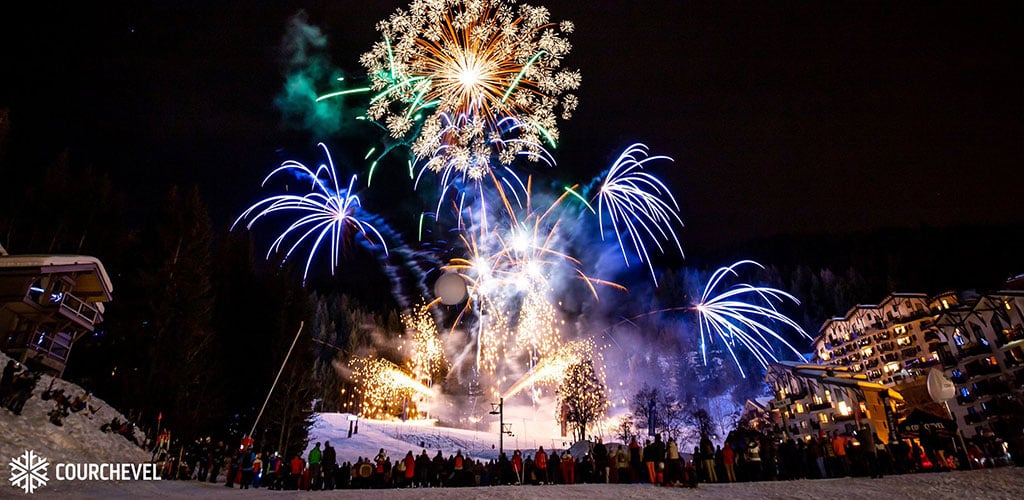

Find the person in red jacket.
xmin=403 ymin=451 xmax=416 ymax=486
xmin=560 ymin=450 xmax=575 ymax=484
xmin=534 ymin=447 xmax=548 ymax=484
xmin=289 ymin=453 xmax=304 ymax=490
xmin=722 ymin=441 xmax=736 ymax=482
xmin=511 ymin=450 xmax=523 ymax=484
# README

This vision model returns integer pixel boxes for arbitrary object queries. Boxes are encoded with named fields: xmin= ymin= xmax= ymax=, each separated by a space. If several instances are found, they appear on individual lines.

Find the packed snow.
xmin=0 ymin=351 xmax=149 ymax=470
xmin=24 ymin=465 xmax=1024 ymax=499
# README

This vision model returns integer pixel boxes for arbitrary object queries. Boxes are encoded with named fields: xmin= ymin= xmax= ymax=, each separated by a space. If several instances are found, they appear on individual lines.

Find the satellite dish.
xmin=434 ymin=272 xmax=468 ymax=305
xmin=926 ymin=367 xmax=956 ymax=402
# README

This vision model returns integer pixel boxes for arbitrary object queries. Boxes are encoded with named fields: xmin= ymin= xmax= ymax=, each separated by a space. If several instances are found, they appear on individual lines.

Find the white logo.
xmin=9 ymin=450 xmax=49 ymax=494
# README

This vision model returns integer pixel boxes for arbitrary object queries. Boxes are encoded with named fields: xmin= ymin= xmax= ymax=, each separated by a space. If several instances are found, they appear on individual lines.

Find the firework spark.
xmin=231 ymin=142 xmax=388 ymax=285
xmin=361 ymin=0 xmax=579 ymax=179
xmin=501 ymin=338 xmax=602 ymax=400
xmin=694 ymin=260 xmax=810 ymax=378
xmin=402 ymin=302 xmax=450 ymax=384
xmin=350 ymin=355 xmax=434 ymax=419
xmin=593 ymin=143 xmax=684 ymax=285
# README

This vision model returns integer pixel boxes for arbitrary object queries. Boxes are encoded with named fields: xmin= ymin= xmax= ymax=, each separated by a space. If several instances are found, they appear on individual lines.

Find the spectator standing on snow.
xmin=628 ymin=436 xmax=642 ymax=483
xmin=308 ymin=442 xmax=322 ymax=490
xmin=322 ymin=441 xmax=337 ymax=490
xmin=403 ymin=451 xmax=416 ymax=486
xmin=700 ymin=433 xmax=718 ymax=483
xmin=594 ymin=437 xmax=609 ymax=483
xmin=534 ymin=446 xmax=549 ymax=484
xmin=722 ymin=440 xmax=736 ymax=482
xmin=0 ymin=359 xmax=19 ymax=400
xmin=251 ymin=452 xmax=263 ymax=488
xmin=415 ymin=449 xmax=430 ymax=487
xmin=289 ymin=453 xmax=304 ymax=490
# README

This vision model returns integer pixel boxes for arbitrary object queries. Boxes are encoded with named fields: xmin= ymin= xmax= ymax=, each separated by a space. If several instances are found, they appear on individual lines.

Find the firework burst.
xmin=694 ymin=260 xmax=810 ymax=378
xmin=361 ymin=0 xmax=579 ymax=179
xmin=593 ymin=143 xmax=684 ymax=285
xmin=231 ymin=142 xmax=388 ymax=285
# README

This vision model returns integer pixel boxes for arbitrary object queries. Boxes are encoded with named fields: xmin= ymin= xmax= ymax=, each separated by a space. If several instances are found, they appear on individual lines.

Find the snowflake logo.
xmin=9 ymin=450 xmax=49 ymax=494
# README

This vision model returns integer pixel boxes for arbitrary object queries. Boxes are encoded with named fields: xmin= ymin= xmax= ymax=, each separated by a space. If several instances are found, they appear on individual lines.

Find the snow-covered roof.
xmin=0 ymin=254 xmax=113 ymax=296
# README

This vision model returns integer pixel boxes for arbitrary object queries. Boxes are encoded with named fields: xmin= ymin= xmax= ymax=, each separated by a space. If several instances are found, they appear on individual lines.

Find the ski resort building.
xmin=0 ymin=253 xmax=113 ymax=376
xmin=763 ymin=287 xmax=1024 ymax=440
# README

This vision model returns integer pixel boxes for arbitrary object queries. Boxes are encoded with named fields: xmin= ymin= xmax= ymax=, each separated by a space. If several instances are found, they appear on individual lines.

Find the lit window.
xmin=838 ymin=401 xmax=851 ymax=416
xmin=795 ymin=402 xmax=805 ymax=414
xmin=952 ymin=369 xmax=962 ymax=378
xmin=960 ymin=387 xmax=970 ymax=398
xmin=942 ymin=299 xmax=950 ymax=309
xmin=953 ymin=329 xmax=966 ymax=346
xmin=825 ymin=390 xmax=832 ymax=403
xmin=818 ymin=413 xmax=829 ymax=424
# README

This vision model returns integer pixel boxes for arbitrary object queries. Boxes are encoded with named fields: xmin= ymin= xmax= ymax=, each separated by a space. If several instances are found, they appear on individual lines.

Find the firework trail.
xmin=231 ymin=142 xmax=388 ymax=286
xmin=694 ymin=260 xmax=810 ymax=378
xmin=360 ymin=0 xmax=579 ymax=180
xmin=588 ymin=143 xmax=685 ymax=286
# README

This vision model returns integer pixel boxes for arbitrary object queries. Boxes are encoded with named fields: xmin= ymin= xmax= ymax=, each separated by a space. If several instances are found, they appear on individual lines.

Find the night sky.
xmin=1 ymin=0 xmax=1021 ymax=252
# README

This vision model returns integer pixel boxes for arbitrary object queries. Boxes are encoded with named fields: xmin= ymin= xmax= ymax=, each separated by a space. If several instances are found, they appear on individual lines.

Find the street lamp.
xmin=490 ymin=398 xmax=514 ymax=456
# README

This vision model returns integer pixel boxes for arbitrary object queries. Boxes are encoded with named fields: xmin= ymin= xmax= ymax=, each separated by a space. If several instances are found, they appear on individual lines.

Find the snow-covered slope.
xmin=0 ymin=351 xmax=150 ymax=471
xmin=305 ymin=413 xmax=507 ymax=463
xmin=305 ymin=412 xmax=628 ymax=465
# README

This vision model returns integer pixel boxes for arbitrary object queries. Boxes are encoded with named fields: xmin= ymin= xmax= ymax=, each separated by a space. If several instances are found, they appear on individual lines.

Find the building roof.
xmin=0 ymin=254 xmax=113 ymax=297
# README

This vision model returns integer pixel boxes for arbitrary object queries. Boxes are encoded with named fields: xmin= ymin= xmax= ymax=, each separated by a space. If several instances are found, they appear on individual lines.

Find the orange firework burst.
xmin=362 ymin=0 xmax=579 ymax=178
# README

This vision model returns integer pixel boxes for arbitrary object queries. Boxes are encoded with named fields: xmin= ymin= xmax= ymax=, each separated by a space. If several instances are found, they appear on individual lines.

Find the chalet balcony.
xmin=834 ymin=413 xmax=856 ymax=422
xmin=964 ymin=362 xmax=1002 ymax=377
xmin=973 ymin=380 xmax=1011 ymax=396
xmin=964 ymin=412 xmax=986 ymax=425
xmin=997 ymin=325 xmax=1024 ymax=348
xmin=57 ymin=292 xmax=102 ymax=328
xmin=808 ymin=401 xmax=833 ymax=412
xmin=958 ymin=343 xmax=993 ymax=359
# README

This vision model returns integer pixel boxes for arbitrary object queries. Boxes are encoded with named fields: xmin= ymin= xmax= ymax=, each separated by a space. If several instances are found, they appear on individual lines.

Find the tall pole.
xmin=499 ymin=398 xmax=504 ymax=457
xmin=250 ymin=321 xmax=304 ymax=438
